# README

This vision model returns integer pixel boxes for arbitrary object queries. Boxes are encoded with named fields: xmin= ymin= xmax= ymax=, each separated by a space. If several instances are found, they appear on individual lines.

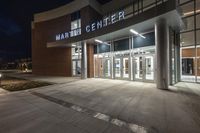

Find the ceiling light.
xmin=130 ymin=29 xmax=139 ymax=35
xmin=139 ymin=34 xmax=146 ymax=39
xmin=95 ymin=39 xmax=103 ymax=43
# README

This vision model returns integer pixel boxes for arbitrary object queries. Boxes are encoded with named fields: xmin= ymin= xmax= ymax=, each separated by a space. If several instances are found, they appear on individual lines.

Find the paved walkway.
xmin=0 ymin=87 xmax=9 ymax=95
xmin=5 ymin=72 xmax=80 ymax=84
xmin=0 ymin=78 xmax=200 ymax=133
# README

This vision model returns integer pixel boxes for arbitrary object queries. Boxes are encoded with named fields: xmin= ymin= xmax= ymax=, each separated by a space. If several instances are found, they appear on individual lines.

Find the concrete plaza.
xmin=0 ymin=78 xmax=200 ymax=133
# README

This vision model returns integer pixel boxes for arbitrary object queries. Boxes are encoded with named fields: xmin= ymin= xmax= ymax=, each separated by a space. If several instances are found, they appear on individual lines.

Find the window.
xmin=182 ymin=16 xmax=194 ymax=31
xmin=196 ymin=0 xmax=200 ymax=13
xmin=197 ymin=30 xmax=200 ymax=44
xmin=180 ymin=31 xmax=195 ymax=46
xmin=197 ymin=45 xmax=200 ymax=82
xmin=124 ymin=5 xmax=133 ymax=18
xmin=134 ymin=2 xmax=139 ymax=14
xmin=114 ymin=38 xmax=129 ymax=51
xmin=181 ymin=2 xmax=194 ymax=17
xmin=71 ymin=11 xmax=80 ymax=21
xmin=133 ymin=32 xmax=155 ymax=48
xmin=181 ymin=46 xmax=196 ymax=82
xmin=71 ymin=19 xmax=81 ymax=30
xmin=99 ymin=44 xmax=110 ymax=53
xmin=180 ymin=0 xmax=192 ymax=4
xmin=143 ymin=0 xmax=155 ymax=8
xmin=196 ymin=14 xmax=200 ymax=29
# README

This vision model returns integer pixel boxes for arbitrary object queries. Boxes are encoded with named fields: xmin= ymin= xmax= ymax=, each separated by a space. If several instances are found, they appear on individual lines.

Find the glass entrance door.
xmin=114 ymin=57 xmax=129 ymax=79
xmin=134 ymin=55 xmax=154 ymax=81
xmin=115 ymin=58 xmax=121 ymax=78
xmin=72 ymin=60 xmax=81 ymax=76
xmin=145 ymin=56 xmax=154 ymax=80
xmin=104 ymin=59 xmax=111 ymax=78
xmin=134 ymin=56 xmax=143 ymax=80
xmin=123 ymin=57 xmax=129 ymax=78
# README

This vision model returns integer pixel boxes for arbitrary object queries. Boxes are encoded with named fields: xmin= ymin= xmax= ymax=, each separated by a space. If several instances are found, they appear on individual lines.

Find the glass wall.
xmin=179 ymin=0 xmax=200 ymax=82
xmin=197 ymin=0 xmax=200 ymax=81
xmin=71 ymin=11 xmax=81 ymax=37
xmin=110 ymin=0 xmax=169 ymax=20
xmin=72 ymin=43 xmax=82 ymax=77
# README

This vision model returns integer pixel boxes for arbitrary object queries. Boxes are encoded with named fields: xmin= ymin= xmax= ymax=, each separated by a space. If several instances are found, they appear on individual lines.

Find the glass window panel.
xmin=197 ymin=30 xmax=200 ymax=44
xmin=180 ymin=0 xmax=192 ymax=4
xmin=197 ymin=45 xmax=200 ymax=82
xmin=180 ymin=31 xmax=195 ymax=46
xmin=182 ymin=16 xmax=194 ymax=31
xmin=99 ymin=44 xmax=110 ymax=53
xmin=181 ymin=46 xmax=196 ymax=82
xmin=197 ymin=45 xmax=200 ymax=56
xmin=124 ymin=5 xmax=133 ymax=18
xmin=133 ymin=32 xmax=155 ymax=48
xmin=114 ymin=38 xmax=129 ymax=51
xmin=134 ymin=2 xmax=138 ymax=14
xmin=71 ymin=19 xmax=81 ymax=30
xmin=196 ymin=0 xmax=200 ymax=13
xmin=71 ymin=11 xmax=81 ymax=21
xmin=181 ymin=2 xmax=194 ymax=17
xmin=196 ymin=14 xmax=200 ymax=29
xmin=143 ymin=0 xmax=155 ymax=8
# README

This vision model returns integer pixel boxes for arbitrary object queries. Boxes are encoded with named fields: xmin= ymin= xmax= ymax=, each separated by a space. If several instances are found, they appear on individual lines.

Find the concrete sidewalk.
xmin=5 ymin=72 xmax=80 ymax=84
xmin=0 ymin=78 xmax=200 ymax=133
xmin=0 ymin=87 xmax=9 ymax=95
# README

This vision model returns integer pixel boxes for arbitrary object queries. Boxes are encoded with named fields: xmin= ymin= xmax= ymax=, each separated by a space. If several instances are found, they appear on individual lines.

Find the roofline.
xmin=33 ymin=0 xmax=101 ymax=23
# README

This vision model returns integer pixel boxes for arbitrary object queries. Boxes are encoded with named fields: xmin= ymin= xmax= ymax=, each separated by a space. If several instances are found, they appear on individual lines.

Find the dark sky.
xmin=0 ymin=0 xmax=74 ymax=62
xmin=0 ymin=0 xmax=110 ymax=62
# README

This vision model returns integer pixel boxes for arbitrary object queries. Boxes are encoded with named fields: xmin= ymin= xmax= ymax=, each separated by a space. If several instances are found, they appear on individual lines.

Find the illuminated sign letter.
xmin=65 ymin=32 xmax=69 ymax=38
xmin=111 ymin=14 xmax=116 ymax=24
xmin=86 ymin=25 xmax=90 ymax=32
xmin=97 ymin=20 xmax=103 ymax=29
xmin=91 ymin=23 xmax=96 ymax=31
xmin=60 ymin=33 xmax=65 ymax=40
xmin=70 ymin=31 xmax=73 ymax=37
xmin=104 ymin=17 xmax=109 ymax=26
xmin=77 ymin=28 xmax=81 ymax=35
xmin=56 ymin=34 xmax=61 ymax=41
xmin=119 ymin=11 xmax=125 ymax=20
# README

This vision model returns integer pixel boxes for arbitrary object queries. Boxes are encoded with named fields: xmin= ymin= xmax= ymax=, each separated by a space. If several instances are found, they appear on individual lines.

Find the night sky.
xmin=0 ymin=0 xmax=110 ymax=63
xmin=0 ymin=0 xmax=74 ymax=62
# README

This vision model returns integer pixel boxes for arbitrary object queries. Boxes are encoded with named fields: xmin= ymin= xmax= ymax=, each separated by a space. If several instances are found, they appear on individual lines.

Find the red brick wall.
xmin=32 ymin=15 xmax=72 ymax=76
xmin=32 ymin=6 xmax=101 ymax=77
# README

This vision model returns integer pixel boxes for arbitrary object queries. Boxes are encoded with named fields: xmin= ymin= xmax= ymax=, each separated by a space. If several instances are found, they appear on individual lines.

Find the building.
xmin=32 ymin=0 xmax=200 ymax=89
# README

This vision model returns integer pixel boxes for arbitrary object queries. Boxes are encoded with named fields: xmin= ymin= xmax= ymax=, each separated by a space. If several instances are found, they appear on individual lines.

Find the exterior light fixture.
xmin=95 ymin=39 xmax=103 ymax=43
xmin=95 ymin=39 xmax=110 ymax=45
xmin=139 ymin=34 xmax=146 ymax=39
xmin=130 ymin=29 xmax=139 ymax=35
xmin=0 ymin=73 xmax=2 ymax=78
xmin=130 ymin=29 xmax=146 ymax=39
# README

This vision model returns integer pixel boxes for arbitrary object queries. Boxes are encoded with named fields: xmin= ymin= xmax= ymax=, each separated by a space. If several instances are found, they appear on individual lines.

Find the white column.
xmin=129 ymin=36 xmax=133 ymax=80
xmin=81 ymin=41 xmax=87 ymax=79
xmin=155 ymin=19 xmax=169 ymax=89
